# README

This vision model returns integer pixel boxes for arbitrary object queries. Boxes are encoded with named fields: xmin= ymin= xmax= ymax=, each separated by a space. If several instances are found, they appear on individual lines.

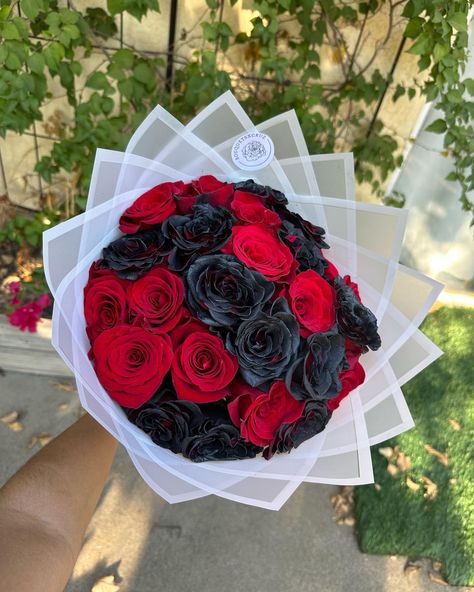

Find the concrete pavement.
xmin=0 ymin=370 xmax=471 ymax=592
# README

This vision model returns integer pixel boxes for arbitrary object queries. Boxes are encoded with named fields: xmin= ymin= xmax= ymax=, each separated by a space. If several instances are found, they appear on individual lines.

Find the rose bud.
xmin=185 ymin=254 xmax=274 ymax=328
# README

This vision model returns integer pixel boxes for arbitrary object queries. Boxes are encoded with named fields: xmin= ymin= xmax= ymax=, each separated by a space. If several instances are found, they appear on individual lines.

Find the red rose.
xmin=119 ymin=181 xmax=185 ymax=233
xmin=227 ymin=378 xmax=265 ymax=427
xmin=343 ymin=274 xmax=361 ymax=302
xmin=323 ymin=255 xmax=339 ymax=281
xmin=169 ymin=311 xmax=208 ymax=349
xmin=231 ymin=191 xmax=281 ymax=228
xmin=289 ymin=270 xmax=336 ymax=337
xmin=223 ymin=224 xmax=297 ymax=283
xmin=176 ymin=175 xmax=234 ymax=213
xmin=240 ymin=381 xmax=305 ymax=447
xmin=129 ymin=267 xmax=185 ymax=334
xmin=328 ymin=361 xmax=365 ymax=411
xmin=92 ymin=325 xmax=173 ymax=408
xmin=172 ymin=331 xmax=238 ymax=403
xmin=84 ymin=274 xmax=128 ymax=343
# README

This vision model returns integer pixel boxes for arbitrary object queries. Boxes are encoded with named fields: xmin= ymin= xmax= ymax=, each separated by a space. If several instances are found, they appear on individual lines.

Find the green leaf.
xmin=112 ymin=48 xmax=134 ymax=69
xmin=433 ymin=43 xmax=449 ymax=63
xmin=403 ymin=17 xmax=423 ymax=39
xmin=2 ymin=21 xmax=21 ymax=40
xmin=27 ymin=52 xmax=44 ymax=74
xmin=86 ymin=71 xmax=109 ymax=90
xmin=407 ymin=34 xmax=432 ymax=55
xmin=85 ymin=7 xmax=117 ymax=39
xmin=43 ymin=42 xmax=65 ymax=72
xmin=5 ymin=51 xmax=21 ymax=70
xmin=21 ymin=0 xmax=40 ymax=20
xmin=447 ymin=89 xmax=463 ymax=103
xmin=464 ymin=78 xmax=474 ymax=96
xmin=133 ymin=62 xmax=153 ymax=84
xmin=447 ymin=12 xmax=467 ymax=32
xmin=107 ymin=0 xmax=128 ymax=15
xmin=58 ymin=8 xmax=79 ymax=24
xmin=425 ymin=119 xmax=446 ymax=134
xmin=445 ymin=171 xmax=458 ymax=181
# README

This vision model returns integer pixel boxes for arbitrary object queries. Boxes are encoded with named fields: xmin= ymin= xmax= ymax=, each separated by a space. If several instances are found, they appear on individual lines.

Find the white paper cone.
xmin=43 ymin=93 xmax=443 ymax=509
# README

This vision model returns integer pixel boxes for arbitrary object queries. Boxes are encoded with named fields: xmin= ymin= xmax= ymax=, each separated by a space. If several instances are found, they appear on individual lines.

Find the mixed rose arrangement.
xmin=84 ymin=176 xmax=381 ymax=462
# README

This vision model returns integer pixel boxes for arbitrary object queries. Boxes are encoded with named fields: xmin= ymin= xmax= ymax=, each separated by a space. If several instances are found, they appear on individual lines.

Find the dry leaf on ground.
xmin=405 ymin=476 xmax=421 ymax=491
xmin=422 ymin=476 xmax=438 ymax=501
xmin=428 ymin=571 xmax=448 ymax=586
xmin=1 ymin=411 xmax=19 ymax=423
xmin=403 ymin=558 xmax=422 ymax=576
xmin=51 ymin=381 xmax=76 ymax=393
xmin=331 ymin=486 xmax=354 ymax=525
xmin=387 ymin=463 xmax=399 ymax=476
xmin=378 ymin=446 xmax=394 ymax=459
xmin=374 ymin=483 xmax=382 ymax=492
xmin=424 ymin=444 xmax=449 ymax=466
xmin=91 ymin=575 xmax=120 ymax=592
xmin=396 ymin=451 xmax=412 ymax=472
xmin=1 ymin=411 xmax=24 ymax=432
xmin=448 ymin=418 xmax=461 ymax=431
xmin=27 ymin=433 xmax=53 ymax=449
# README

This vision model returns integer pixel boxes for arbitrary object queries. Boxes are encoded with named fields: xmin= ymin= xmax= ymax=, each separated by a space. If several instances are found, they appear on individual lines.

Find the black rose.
xmin=226 ymin=297 xmax=300 ymax=389
xmin=232 ymin=179 xmax=288 ymax=206
xmin=186 ymin=254 xmax=274 ymax=328
xmin=101 ymin=228 xmax=169 ymax=280
xmin=289 ymin=237 xmax=329 ymax=275
xmin=286 ymin=327 xmax=346 ymax=401
xmin=276 ymin=207 xmax=329 ymax=250
xmin=182 ymin=417 xmax=262 ymax=462
xmin=126 ymin=399 xmax=203 ymax=453
xmin=162 ymin=203 xmax=234 ymax=271
xmin=333 ymin=276 xmax=381 ymax=351
xmin=264 ymin=400 xmax=332 ymax=459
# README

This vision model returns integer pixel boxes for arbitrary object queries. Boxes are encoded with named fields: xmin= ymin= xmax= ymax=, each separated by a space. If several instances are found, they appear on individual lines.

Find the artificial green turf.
xmin=354 ymin=307 xmax=474 ymax=586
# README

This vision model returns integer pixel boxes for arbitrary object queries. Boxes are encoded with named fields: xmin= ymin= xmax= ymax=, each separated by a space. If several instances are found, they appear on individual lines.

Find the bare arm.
xmin=0 ymin=413 xmax=118 ymax=592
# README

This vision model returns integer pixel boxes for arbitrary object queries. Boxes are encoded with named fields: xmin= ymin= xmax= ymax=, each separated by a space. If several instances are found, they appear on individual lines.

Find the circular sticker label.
xmin=231 ymin=132 xmax=275 ymax=171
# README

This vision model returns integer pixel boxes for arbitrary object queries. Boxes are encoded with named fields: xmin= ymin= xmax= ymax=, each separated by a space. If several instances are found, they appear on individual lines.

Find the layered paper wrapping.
xmin=43 ymin=92 xmax=443 ymax=510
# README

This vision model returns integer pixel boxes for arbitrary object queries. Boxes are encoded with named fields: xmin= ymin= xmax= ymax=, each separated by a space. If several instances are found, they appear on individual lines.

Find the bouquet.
xmin=43 ymin=92 xmax=443 ymax=509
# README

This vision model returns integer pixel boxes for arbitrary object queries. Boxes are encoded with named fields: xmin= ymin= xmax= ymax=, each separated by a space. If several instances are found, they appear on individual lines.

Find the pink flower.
xmin=7 ymin=293 xmax=52 ymax=333
xmin=7 ymin=281 xmax=22 ymax=305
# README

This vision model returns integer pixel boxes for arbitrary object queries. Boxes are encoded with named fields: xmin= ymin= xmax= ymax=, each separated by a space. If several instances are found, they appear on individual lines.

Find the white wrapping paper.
xmin=43 ymin=92 xmax=443 ymax=510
